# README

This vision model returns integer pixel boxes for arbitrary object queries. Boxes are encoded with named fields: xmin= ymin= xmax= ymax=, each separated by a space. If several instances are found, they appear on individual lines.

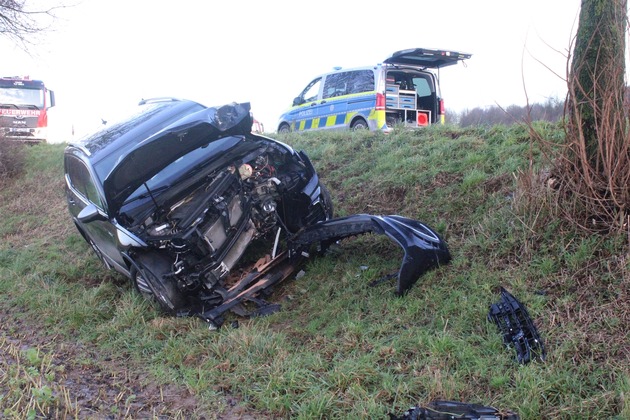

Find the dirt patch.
xmin=0 ymin=306 xmax=268 ymax=419
xmin=362 ymin=186 xmax=407 ymax=214
xmin=0 ymin=306 xmax=201 ymax=418
xmin=482 ymin=173 xmax=513 ymax=195
xmin=431 ymin=171 xmax=463 ymax=190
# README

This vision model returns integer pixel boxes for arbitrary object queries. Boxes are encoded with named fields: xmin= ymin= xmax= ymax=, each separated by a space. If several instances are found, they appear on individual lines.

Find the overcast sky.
xmin=2 ymin=0 xmax=594 ymax=142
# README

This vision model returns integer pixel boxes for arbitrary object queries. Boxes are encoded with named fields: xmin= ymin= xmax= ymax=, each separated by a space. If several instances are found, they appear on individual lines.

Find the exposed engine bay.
xmin=122 ymin=141 xmax=329 ymax=316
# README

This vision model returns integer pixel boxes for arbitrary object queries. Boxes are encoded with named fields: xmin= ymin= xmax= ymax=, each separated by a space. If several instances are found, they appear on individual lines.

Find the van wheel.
xmin=278 ymin=124 xmax=290 ymax=134
xmin=351 ymin=119 xmax=368 ymax=130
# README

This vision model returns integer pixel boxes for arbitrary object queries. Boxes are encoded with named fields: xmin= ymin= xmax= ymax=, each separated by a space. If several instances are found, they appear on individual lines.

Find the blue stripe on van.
xmin=335 ymin=114 xmax=345 ymax=125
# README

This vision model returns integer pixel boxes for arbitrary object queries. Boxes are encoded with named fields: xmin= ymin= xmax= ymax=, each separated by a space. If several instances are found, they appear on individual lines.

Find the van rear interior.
xmin=385 ymin=69 xmax=438 ymax=127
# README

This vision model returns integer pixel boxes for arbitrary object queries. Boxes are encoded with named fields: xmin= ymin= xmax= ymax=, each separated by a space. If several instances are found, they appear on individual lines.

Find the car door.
xmin=64 ymin=154 xmax=127 ymax=272
xmin=286 ymin=77 xmax=325 ymax=131
xmin=318 ymin=71 xmax=350 ymax=130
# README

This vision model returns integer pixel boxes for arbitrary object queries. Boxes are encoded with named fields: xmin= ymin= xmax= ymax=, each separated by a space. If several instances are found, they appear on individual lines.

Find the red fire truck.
xmin=0 ymin=76 xmax=56 ymax=143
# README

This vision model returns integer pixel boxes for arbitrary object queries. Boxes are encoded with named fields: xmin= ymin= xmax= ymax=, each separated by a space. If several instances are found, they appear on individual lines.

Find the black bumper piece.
xmin=290 ymin=214 xmax=451 ymax=295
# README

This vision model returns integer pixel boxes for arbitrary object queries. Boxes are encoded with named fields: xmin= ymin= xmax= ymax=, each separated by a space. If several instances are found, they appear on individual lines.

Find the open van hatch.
xmin=383 ymin=48 xmax=471 ymax=68
xmin=382 ymin=48 xmax=471 ymax=127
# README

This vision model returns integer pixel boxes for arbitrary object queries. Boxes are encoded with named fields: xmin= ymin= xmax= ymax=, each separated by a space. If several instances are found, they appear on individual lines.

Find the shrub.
xmin=0 ymin=135 xmax=27 ymax=182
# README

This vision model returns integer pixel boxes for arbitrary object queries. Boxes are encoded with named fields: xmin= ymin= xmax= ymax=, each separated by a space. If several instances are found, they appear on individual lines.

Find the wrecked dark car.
xmin=64 ymin=98 xmax=450 ymax=327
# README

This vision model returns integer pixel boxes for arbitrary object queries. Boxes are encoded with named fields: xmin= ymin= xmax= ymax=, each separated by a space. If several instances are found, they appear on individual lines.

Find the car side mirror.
xmin=293 ymin=96 xmax=304 ymax=106
xmin=78 ymin=203 xmax=107 ymax=223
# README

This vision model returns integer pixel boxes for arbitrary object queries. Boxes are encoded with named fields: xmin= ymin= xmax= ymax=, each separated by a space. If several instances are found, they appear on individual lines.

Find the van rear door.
xmin=383 ymin=48 xmax=471 ymax=68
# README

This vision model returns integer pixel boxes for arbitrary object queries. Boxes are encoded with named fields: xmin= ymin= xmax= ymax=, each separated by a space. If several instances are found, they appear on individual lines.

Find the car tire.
xmin=351 ymin=118 xmax=368 ymax=130
xmin=278 ymin=124 xmax=290 ymax=134
xmin=131 ymin=252 xmax=188 ymax=314
xmin=319 ymin=182 xmax=334 ymax=220
xmin=315 ymin=183 xmax=335 ymax=255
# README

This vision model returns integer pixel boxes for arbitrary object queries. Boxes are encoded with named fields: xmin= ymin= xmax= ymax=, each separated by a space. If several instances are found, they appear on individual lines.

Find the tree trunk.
xmin=564 ymin=0 xmax=629 ymax=229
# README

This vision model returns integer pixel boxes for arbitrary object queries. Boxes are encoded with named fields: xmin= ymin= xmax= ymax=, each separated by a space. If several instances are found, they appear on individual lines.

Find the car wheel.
xmin=319 ymin=183 xmax=334 ymax=220
xmin=131 ymin=253 xmax=188 ymax=314
xmin=351 ymin=118 xmax=368 ymax=130
xmin=132 ymin=266 xmax=155 ymax=302
xmin=315 ymin=183 xmax=335 ymax=255
xmin=278 ymin=123 xmax=290 ymax=134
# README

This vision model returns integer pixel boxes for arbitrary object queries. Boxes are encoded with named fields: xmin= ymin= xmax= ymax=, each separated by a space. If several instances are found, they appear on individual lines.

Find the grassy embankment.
xmin=0 ymin=124 xmax=628 ymax=418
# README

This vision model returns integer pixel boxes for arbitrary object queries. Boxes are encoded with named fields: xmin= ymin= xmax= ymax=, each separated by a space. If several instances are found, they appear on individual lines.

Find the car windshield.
xmin=123 ymin=135 xmax=243 ymax=204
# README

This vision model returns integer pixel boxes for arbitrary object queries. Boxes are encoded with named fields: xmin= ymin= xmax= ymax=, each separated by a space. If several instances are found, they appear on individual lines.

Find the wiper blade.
xmin=0 ymin=104 xmax=19 ymax=109
xmin=123 ymin=184 xmax=170 ymax=206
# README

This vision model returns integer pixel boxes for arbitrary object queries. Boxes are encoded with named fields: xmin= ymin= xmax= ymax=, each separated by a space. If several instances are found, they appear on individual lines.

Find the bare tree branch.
xmin=0 ymin=0 xmax=69 ymax=51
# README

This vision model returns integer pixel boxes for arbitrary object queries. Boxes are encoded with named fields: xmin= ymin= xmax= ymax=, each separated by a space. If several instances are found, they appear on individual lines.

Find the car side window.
xmin=348 ymin=70 xmax=374 ymax=94
xmin=322 ymin=70 xmax=374 ymax=99
xmin=300 ymin=78 xmax=321 ymax=103
xmin=323 ymin=72 xmax=349 ymax=99
xmin=65 ymin=156 xmax=104 ymax=209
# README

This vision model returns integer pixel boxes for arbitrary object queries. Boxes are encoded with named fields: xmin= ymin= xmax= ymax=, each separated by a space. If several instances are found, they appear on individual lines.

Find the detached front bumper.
xmin=290 ymin=214 xmax=451 ymax=295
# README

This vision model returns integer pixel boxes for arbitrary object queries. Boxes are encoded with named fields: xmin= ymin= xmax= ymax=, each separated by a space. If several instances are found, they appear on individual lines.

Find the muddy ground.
xmin=0 ymin=305 xmax=265 ymax=419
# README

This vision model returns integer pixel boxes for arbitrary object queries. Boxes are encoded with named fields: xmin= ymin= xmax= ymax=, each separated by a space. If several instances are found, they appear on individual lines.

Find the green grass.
xmin=0 ymin=126 xmax=628 ymax=418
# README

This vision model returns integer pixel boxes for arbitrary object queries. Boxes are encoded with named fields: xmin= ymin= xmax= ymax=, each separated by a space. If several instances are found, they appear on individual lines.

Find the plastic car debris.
xmin=288 ymin=214 xmax=451 ymax=295
xmin=388 ymin=400 xmax=519 ymax=420
xmin=488 ymin=287 xmax=546 ymax=364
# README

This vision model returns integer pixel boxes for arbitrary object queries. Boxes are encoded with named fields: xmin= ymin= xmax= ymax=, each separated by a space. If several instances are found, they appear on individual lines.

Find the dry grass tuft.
xmin=0 ymin=137 xmax=27 ymax=183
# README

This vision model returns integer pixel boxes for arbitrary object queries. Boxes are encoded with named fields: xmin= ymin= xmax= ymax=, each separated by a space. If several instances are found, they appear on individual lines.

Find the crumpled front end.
xmin=197 ymin=213 xmax=450 ymax=327
xmin=119 ymin=131 xmax=330 ymax=317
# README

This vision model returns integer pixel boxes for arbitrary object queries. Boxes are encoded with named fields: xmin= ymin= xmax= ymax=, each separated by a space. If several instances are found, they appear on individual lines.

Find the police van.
xmin=277 ymin=48 xmax=471 ymax=133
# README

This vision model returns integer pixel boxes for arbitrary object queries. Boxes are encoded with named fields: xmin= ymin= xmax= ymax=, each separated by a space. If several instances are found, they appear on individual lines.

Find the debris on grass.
xmin=488 ymin=287 xmax=546 ymax=364
xmin=389 ymin=400 xmax=519 ymax=420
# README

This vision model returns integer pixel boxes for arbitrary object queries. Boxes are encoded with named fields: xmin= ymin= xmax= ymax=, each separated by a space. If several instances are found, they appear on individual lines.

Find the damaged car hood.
xmin=102 ymin=102 xmax=254 ymax=216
